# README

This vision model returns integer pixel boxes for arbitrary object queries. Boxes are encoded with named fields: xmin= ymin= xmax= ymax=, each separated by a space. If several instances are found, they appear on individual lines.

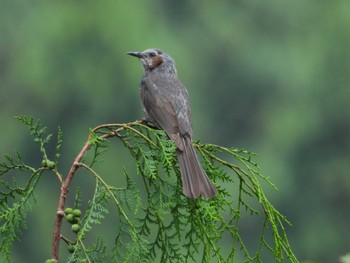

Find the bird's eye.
xmin=149 ymin=52 xmax=156 ymax=57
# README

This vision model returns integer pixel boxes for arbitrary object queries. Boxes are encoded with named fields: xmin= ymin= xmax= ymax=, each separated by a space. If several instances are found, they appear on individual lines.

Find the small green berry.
xmin=71 ymin=217 xmax=80 ymax=224
xmin=64 ymin=207 xmax=73 ymax=215
xmin=45 ymin=259 xmax=55 ymax=263
xmin=46 ymin=160 xmax=56 ymax=169
xmin=67 ymin=244 xmax=75 ymax=253
xmin=41 ymin=159 xmax=48 ymax=167
xmin=72 ymin=209 xmax=82 ymax=217
xmin=66 ymin=214 xmax=75 ymax=224
xmin=71 ymin=224 xmax=80 ymax=233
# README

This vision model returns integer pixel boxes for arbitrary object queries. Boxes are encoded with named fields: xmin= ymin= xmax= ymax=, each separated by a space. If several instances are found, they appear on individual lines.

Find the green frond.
xmin=0 ymin=117 xmax=298 ymax=262
xmin=83 ymin=180 xmax=110 ymax=231
xmin=0 ymin=170 xmax=41 ymax=262
xmin=73 ymin=187 xmax=82 ymax=209
xmin=54 ymin=126 xmax=63 ymax=163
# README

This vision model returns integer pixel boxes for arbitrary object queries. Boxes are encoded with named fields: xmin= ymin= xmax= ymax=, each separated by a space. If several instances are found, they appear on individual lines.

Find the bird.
xmin=127 ymin=48 xmax=217 ymax=199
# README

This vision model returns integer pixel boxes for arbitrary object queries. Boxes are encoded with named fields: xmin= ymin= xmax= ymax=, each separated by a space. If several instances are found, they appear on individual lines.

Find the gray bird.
xmin=127 ymin=48 xmax=217 ymax=199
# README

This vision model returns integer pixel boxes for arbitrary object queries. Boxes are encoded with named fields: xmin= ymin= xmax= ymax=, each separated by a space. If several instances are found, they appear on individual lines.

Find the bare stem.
xmin=50 ymin=121 xmax=142 ymax=261
xmin=51 ymin=139 xmax=92 ymax=261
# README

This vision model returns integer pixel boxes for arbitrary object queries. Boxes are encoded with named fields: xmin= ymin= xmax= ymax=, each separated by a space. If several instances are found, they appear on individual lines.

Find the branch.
xmin=50 ymin=121 xmax=142 ymax=262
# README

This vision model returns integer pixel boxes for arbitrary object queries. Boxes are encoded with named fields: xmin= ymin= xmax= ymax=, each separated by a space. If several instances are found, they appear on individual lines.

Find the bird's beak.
xmin=127 ymin=51 xmax=143 ymax=58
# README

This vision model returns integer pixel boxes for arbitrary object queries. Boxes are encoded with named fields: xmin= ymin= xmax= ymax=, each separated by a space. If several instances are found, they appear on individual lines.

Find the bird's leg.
xmin=140 ymin=117 xmax=161 ymax=130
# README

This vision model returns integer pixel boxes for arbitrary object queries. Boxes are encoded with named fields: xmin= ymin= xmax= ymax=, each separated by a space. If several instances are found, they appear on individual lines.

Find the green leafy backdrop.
xmin=1 ymin=1 xmax=350 ymax=262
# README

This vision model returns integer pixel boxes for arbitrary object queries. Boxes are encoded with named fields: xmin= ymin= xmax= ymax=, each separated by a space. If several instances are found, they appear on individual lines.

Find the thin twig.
xmin=51 ymin=140 xmax=91 ymax=261
xmin=50 ymin=122 xmax=141 ymax=262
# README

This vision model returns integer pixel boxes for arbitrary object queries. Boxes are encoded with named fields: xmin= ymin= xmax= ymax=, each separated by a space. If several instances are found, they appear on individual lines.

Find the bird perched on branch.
xmin=127 ymin=48 xmax=217 ymax=199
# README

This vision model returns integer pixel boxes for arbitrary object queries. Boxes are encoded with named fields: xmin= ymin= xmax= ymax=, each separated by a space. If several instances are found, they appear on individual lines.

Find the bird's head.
xmin=127 ymin=48 xmax=177 ymax=74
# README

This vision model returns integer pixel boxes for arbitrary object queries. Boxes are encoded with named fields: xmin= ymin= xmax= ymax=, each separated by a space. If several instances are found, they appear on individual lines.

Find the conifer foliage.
xmin=0 ymin=116 xmax=298 ymax=262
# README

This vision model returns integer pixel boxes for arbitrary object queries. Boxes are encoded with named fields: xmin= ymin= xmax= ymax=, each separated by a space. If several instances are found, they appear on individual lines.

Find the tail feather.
xmin=176 ymin=137 xmax=217 ymax=199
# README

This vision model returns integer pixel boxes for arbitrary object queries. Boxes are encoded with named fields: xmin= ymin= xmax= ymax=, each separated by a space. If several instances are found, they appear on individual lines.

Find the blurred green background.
xmin=1 ymin=1 xmax=350 ymax=262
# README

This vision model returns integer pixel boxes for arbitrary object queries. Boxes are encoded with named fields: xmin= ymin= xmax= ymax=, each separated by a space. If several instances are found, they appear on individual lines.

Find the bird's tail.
xmin=176 ymin=137 xmax=217 ymax=199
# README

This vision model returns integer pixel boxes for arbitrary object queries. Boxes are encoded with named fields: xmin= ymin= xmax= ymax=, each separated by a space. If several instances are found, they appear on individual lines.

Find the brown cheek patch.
xmin=150 ymin=56 xmax=163 ymax=70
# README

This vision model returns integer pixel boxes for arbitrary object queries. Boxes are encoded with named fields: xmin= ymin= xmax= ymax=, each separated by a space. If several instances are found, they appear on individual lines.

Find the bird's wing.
xmin=141 ymin=74 xmax=185 ymax=150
